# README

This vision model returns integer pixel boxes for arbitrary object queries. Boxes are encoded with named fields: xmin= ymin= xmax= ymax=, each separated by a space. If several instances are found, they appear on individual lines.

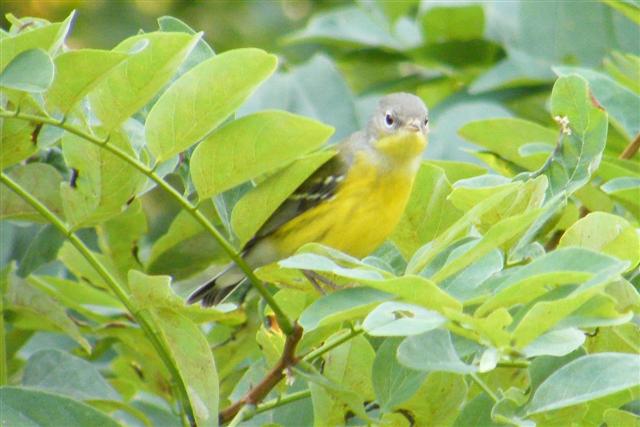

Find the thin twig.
xmin=0 ymin=109 xmax=294 ymax=336
xmin=301 ymin=326 xmax=363 ymax=362
xmin=0 ymin=271 xmax=6 ymax=386
xmin=248 ymin=389 xmax=311 ymax=418
xmin=619 ymin=133 xmax=640 ymax=160
xmin=496 ymin=360 xmax=530 ymax=369
xmin=219 ymin=323 xmax=304 ymax=424
xmin=223 ymin=326 xmax=363 ymax=423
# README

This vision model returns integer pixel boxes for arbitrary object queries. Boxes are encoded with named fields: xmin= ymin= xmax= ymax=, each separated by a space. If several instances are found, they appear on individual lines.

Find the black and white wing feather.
xmin=243 ymin=151 xmax=348 ymax=251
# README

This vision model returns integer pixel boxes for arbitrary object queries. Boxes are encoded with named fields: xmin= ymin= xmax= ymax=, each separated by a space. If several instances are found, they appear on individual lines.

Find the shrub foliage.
xmin=1 ymin=5 xmax=639 ymax=427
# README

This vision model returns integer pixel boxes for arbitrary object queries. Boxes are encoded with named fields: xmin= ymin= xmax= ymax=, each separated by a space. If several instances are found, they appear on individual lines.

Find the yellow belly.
xmin=271 ymin=152 xmax=418 ymax=259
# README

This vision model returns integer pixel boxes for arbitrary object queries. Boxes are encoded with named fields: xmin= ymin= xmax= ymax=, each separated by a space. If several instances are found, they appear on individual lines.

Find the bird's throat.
xmin=375 ymin=131 xmax=428 ymax=164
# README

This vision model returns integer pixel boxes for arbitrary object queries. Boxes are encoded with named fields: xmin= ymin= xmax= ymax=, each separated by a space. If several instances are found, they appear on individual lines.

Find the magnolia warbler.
xmin=188 ymin=93 xmax=429 ymax=306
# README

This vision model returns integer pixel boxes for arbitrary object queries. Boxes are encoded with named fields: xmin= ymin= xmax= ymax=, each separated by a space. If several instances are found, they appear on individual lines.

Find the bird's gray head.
xmin=367 ymin=93 xmax=429 ymax=139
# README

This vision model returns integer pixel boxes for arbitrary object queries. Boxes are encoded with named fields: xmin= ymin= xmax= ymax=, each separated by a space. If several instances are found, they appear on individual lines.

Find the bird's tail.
xmin=187 ymin=263 xmax=245 ymax=307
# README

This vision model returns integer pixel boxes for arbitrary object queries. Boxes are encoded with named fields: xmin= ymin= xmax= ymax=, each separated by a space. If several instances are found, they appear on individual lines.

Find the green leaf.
xmin=603 ymin=408 xmax=640 ymax=427
xmin=27 ymin=275 xmax=122 ymax=320
xmin=375 ymin=0 xmax=418 ymax=24
xmin=0 ymin=48 xmax=53 ymax=92
xmin=555 ymin=66 xmax=640 ymax=139
xmin=559 ymin=212 xmax=640 ymax=271
xmin=459 ymin=118 xmax=556 ymax=171
xmin=97 ymin=199 xmax=147 ymax=277
xmin=397 ymin=329 xmax=476 ymax=373
xmin=431 ymin=208 xmax=543 ymax=284
xmin=425 ymin=159 xmax=487 ymax=184
xmin=0 ymin=16 xmax=69 ymax=71
xmin=128 ymin=269 xmax=236 ymax=325
xmin=0 ymin=386 xmax=119 ymax=427
xmin=476 ymin=247 xmax=626 ymax=317
xmin=361 ymin=275 xmax=462 ymax=313
xmin=46 ymin=49 xmax=129 ymax=114
xmin=445 ymin=308 xmax=513 ymax=349
xmin=231 ymin=150 xmax=334 ymax=246
xmin=543 ymin=74 xmax=608 ymax=196
xmin=447 ymin=174 xmax=547 ymax=232
xmin=88 ymin=32 xmax=200 ymax=129
xmin=325 ymin=333 xmax=375 ymax=398
xmin=146 ymin=203 xmax=228 ymax=280
xmin=278 ymin=249 xmax=388 ymax=281
xmin=598 ymin=156 xmax=640 ymax=180
xmin=421 ymin=5 xmax=485 ymax=42
xmin=284 ymin=6 xmax=407 ymax=50
xmin=440 ymin=247 xmax=503 ymax=303
xmin=146 ymin=48 xmax=277 ymax=161
xmin=372 ymin=338 xmax=426 ymax=412
xmin=0 ymin=118 xmax=38 ymax=169
xmin=406 ymin=184 xmax=520 ymax=274
xmin=298 ymin=287 xmax=392 ymax=331
xmin=16 ymin=224 xmax=65 ymax=277
xmin=310 ymin=333 xmax=376 ymax=424
xmin=604 ymin=52 xmax=640 ymax=94
xmin=470 ymin=49 xmax=555 ymax=94
xmin=454 ymin=394 xmax=502 ymax=427
xmin=601 ymin=177 xmax=640 ymax=216
xmin=522 ymin=328 xmax=585 ymax=358
xmin=603 ymin=0 xmax=640 ymax=24
xmin=401 ymin=371 xmax=467 ymax=427
xmin=23 ymin=349 xmax=120 ymax=401
xmin=363 ymin=301 xmax=445 ymax=337
xmin=60 ymin=129 xmax=146 ymax=228
xmin=511 ymin=261 xmax=629 ymax=348
xmin=529 ymin=349 xmax=585 ymax=396
xmin=391 ymin=162 xmax=462 ymax=259
xmin=58 ymin=242 xmax=119 ymax=290
xmin=157 ymin=15 xmax=215 ymax=74
xmin=238 ymin=54 xmax=359 ymax=143
xmin=0 ymin=163 xmax=64 ymax=222
xmin=527 ymin=353 xmax=640 ymax=414
xmin=191 ymin=111 xmax=333 ymax=198
xmin=129 ymin=271 xmax=219 ymax=427
xmin=5 ymin=271 xmax=90 ymax=353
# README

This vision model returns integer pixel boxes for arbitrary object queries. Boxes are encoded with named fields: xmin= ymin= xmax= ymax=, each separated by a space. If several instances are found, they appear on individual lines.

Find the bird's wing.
xmin=242 ymin=138 xmax=358 ymax=252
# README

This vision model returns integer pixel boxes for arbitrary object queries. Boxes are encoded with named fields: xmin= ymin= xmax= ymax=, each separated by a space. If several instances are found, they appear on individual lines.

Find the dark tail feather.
xmin=187 ymin=264 xmax=244 ymax=307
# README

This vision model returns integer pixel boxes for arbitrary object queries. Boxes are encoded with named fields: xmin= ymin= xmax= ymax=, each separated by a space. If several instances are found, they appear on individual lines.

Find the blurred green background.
xmin=2 ymin=0 xmax=638 ymax=165
xmin=1 ymin=0 xmax=321 ymax=51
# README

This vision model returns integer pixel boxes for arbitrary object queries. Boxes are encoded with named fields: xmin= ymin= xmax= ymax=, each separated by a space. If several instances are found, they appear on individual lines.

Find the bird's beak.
xmin=405 ymin=119 xmax=421 ymax=133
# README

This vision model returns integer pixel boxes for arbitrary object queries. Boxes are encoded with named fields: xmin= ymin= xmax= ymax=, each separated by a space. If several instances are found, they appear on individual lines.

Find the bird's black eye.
xmin=424 ymin=118 xmax=429 ymax=127
xmin=384 ymin=112 xmax=394 ymax=128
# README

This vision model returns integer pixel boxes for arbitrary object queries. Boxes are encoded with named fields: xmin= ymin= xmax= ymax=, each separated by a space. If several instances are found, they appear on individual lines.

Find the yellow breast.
xmin=271 ymin=132 xmax=425 ymax=259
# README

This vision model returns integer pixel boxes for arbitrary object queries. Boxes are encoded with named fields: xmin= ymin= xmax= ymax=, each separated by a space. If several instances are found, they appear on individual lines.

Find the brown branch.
xmin=219 ymin=323 xmax=304 ymax=424
xmin=619 ymin=133 xmax=640 ymax=160
xmin=544 ymin=229 xmax=563 ymax=252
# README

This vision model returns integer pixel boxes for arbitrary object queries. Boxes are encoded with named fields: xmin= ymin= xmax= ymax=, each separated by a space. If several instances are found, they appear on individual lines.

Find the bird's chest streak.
xmin=272 ymin=140 xmax=424 ymax=258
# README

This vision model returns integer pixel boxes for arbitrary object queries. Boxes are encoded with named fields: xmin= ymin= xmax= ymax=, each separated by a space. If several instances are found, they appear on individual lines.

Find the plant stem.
xmin=248 ymin=389 xmax=311 ymax=418
xmin=302 ymin=326 xmax=363 ymax=362
xmin=219 ymin=323 xmax=303 ymax=424
xmin=0 ymin=276 xmax=6 ymax=386
xmin=227 ymin=405 xmax=253 ymax=427
xmin=470 ymin=372 xmax=499 ymax=403
xmin=0 ymin=109 xmax=294 ymax=336
xmin=620 ymin=133 xmax=640 ymax=160
xmin=0 ymin=172 xmax=194 ymax=422
xmin=496 ymin=360 xmax=530 ymax=369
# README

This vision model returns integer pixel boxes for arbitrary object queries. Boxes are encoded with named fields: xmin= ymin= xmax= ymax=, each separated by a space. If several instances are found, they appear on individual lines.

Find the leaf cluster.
xmin=1 ymin=4 xmax=639 ymax=427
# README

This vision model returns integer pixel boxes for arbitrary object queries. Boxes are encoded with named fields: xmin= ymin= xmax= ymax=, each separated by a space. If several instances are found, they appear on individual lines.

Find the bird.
xmin=188 ymin=92 xmax=429 ymax=306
